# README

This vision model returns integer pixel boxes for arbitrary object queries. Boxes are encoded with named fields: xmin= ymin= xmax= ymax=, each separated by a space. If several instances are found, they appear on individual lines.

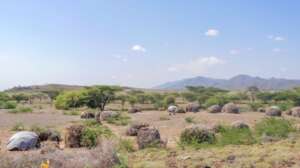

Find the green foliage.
xmin=277 ymin=101 xmax=294 ymax=111
xmin=11 ymin=122 xmax=25 ymax=131
xmin=181 ymin=92 xmax=197 ymax=102
xmin=85 ymin=86 xmax=122 ymax=110
xmin=248 ymin=101 xmax=263 ymax=111
xmin=55 ymin=90 xmax=86 ymax=110
xmin=185 ymin=117 xmax=195 ymax=124
xmin=42 ymin=90 xmax=61 ymax=101
xmin=204 ymin=93 xmax=230 ymax=108
xmin=184 ymin=86 xmax=228 ymax=105
xmin=118 ymin=139 xmax=135 ymax=153
xmin=128 ymin=96 xmax=137 ymax=107
xmin=11 ymin=93 xmax=29 ymax=103
xmin=80 ymin=124 xmax=113 ymax=148
xmin=0 ymin=92 xmax=10 ymax=102
xmin=154 ymin=100 xmax=164 ymax=110
xmin=0 ymin=101 xmax=17 ymax=109
xmin=257 ymin=92 xmax=276 ymax=103
xmin=163 ymin=95 xmax=175 ymax=107
xmin=8 ymin=106 xmax=33 ymax=114
xmin=218 ymin=126 xmax=256 ymax=146
xmin=255 ymin=118 xmax=296 ymax=139
xmin=106 ymin=112 xmax=131 ymax=126
xmin=180 ymin=128 xmax=216 ymax=146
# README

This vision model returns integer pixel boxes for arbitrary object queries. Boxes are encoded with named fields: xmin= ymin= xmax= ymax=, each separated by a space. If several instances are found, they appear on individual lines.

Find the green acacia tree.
xmin=85 ymin=85 xmax=122 ymax=111
xmin=84 ymin=86 xmax=122 ymax=123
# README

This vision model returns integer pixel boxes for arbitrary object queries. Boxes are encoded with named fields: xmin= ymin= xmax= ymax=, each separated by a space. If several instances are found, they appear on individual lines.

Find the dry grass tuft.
xmin=0 ymin=140 xmax=121 ymax=168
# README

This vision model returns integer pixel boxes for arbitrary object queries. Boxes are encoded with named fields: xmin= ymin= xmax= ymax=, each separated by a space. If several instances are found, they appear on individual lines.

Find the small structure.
xmin=137 ymin=127 xmax=161 ymax=149
xmin=80 ymin=112 xmax=95 ymax=119
xmin=185 ymin=103 xmax=201 ymax=113
xmin=7 ymin=131 xmax=39 ymax=151
xmin=291 ymin=107 xmax=300 ymax=117
xmin=128 ymin=107 xmax=142 ymax=113
xmin=265 ymin=106 xmax=282 ymax=117
xmin=65 ymin=125 xmax=84 ymax=148
xmin=222 ymin=103 xmax=240 ymax=114
xmin=167 ymin=105 xmax=177 ymax=116
xmin=207 ymin=105 xmax=222 ymax=113
xmin=126 ymin=122 xmax=149 ymax=136
xmin=175 ymin=107 xmax=186 ymax=113
xmin=100 ymin=111 xmax=118 ymax=120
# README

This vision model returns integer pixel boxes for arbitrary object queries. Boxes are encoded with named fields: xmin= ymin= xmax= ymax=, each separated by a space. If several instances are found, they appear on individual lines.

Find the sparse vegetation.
xmin=11 ymin=122 xmax=26 ymax=131
xmin=255 ymin=117 xmax=296 ymax=139
xmin=0 ymin=101 xmax=17 ymax=109
xmin=185 ymin=117 xmax=196 ymax=123
xmin=81 ymin=124 xmax=113 ymax=148
xmin=63 ymin=109 xmax=81 ymax=115
xmin=8 ymin=106 xmax=33 ymax=113
xmin=218 ymin=126 xmax=256 ymax=146
xmin=106 ymin=112 xmax=131 ymax=126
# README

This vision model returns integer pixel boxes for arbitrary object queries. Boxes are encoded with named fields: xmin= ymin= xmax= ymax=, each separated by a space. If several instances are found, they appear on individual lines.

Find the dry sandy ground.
xmin=105 ymin=110 xmax=266 ymax=147
xmin=0 ymin=108 xmax=266 ymax=150
xmin=0 ymin=108 xmax=80 ymax=150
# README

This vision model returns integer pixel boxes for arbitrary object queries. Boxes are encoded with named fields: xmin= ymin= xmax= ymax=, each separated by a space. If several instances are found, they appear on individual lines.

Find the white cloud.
xmin=268 ymin=35 xmax=285 ymax=41
xmin=167 ymin=67 xmax=178 ymax=72
xmin=229 ymin=49 xmax=240 ymax=55
xmin=205 ymin=29 xmax=219 ymax=37
xmin=113 ymin=54 xmax=128 ymax=62
xmin=272 ymin=48 xmax=281 ymax=53
xmin=168 ymin=56 xmax=224 ymax=74
xmin=274 ymin=36 xmax=285 ymax=41
xmin=131 ymin=45 xmax=146 ymax=52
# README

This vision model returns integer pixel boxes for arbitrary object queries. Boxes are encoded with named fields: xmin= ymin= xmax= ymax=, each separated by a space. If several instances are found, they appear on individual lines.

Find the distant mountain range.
xmin=154 ymin=75 xmax=300 ymax=91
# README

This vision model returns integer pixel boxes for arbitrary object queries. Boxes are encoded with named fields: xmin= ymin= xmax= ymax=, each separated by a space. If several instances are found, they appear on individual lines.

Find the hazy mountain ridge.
xmin=155 ymin=74 xmax=300 ymax=90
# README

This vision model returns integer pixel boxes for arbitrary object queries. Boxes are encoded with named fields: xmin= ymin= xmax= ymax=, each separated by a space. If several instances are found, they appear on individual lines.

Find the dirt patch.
xmin=105 ymin=110 xmax=265 ymax=147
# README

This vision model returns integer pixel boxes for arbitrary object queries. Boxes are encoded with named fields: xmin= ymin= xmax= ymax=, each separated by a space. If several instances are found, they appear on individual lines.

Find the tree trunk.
xmin=95 ymin=111 xmax=102 ymax=124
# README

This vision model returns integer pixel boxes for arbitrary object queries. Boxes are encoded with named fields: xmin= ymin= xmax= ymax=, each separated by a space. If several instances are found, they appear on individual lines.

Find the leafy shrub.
xmin=80 ymin=123 xmax=113 ymax=148
xmin=204 ymin=94 xmax=230 ymax=108
xmin=277 ymin=101 xmax=294 ymax=111
xmin=54 ymin=91 xmax=86 ymax=110
xmin=218 ymin=126 xmax=256 ymax=146
xmin=106 ymin=113 xmax=131 ymax=126
xmin=11 ymin=93 xmax=29 ymax=103
xmin=185 ymin=117 xmax=195 ymax=124
xmin=0 ymin=101 xmax=5 ymax=108
xmin=248 ymin=102 xmax=263 ymax=111
xmin=2 ymin=101 xmax=17 ymax=109
xmin=154 ymin=100 xmax=164 ymax=110
xmin=180 ymin=127 xmax=216 ymax=146
xmin=255 ymin=117 xmax=296 ymax=139
xmin=19 ymin=107 xmax=33 ymax=113
xmin=163 ymin=96 xmax=176 ymax=107
xmin=118 ymin=139 xmax=135 ymax=152
xmin=8 ymin=106 xmax=33 ymax=113
xmin=0 ymin=92 xmax=10 ymax=102
xmin=11 ymin=122 xmax=26 ymax=131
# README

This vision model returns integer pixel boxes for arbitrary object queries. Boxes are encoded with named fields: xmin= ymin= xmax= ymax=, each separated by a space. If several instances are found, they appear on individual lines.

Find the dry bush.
xmin=65 ymin=125 xmax=85 ymax=148
xmin=222 ymin=103 xmax=240 ymax=114
xmin=0 ymin=140 xmax=121 ymax=168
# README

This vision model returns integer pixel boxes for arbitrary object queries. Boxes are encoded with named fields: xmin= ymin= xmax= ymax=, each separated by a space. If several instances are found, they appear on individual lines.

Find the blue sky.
xmin=0 ymin=0 xmax=300 ymax=90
